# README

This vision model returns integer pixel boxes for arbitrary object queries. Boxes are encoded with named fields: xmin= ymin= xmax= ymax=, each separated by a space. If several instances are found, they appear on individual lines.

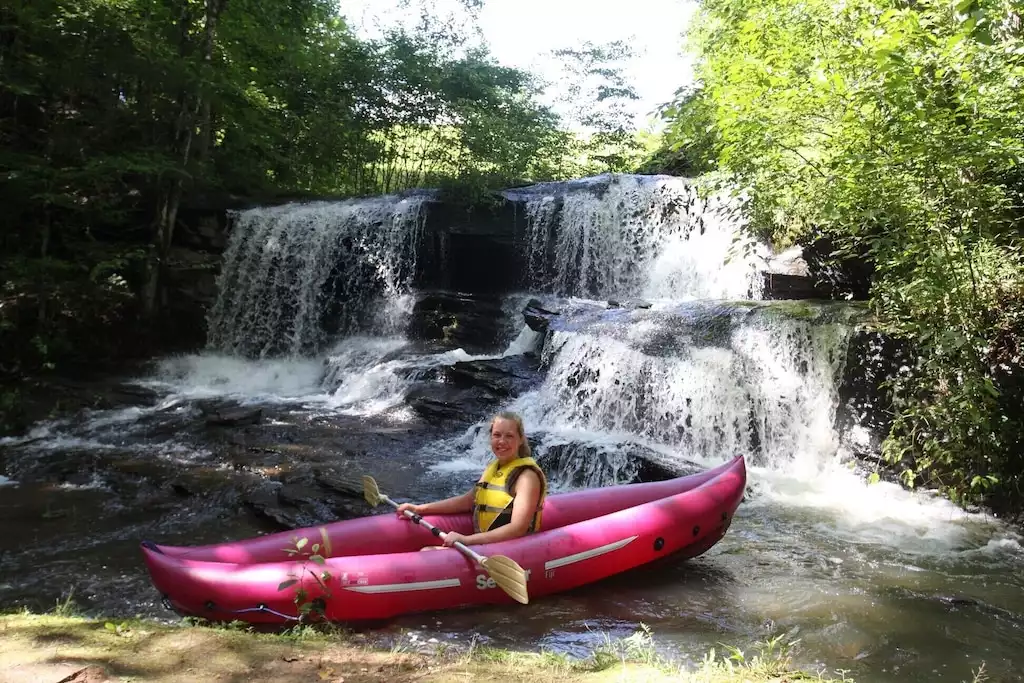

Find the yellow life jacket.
xmin=473 ymin=456 xmax=548 ymax=534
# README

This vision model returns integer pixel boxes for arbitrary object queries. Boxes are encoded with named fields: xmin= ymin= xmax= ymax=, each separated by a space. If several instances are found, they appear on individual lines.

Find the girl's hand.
xmin=396 ymin=503 xmax=422 ymax=519
xmin=442 ymin=531 xmax=469 ymax=547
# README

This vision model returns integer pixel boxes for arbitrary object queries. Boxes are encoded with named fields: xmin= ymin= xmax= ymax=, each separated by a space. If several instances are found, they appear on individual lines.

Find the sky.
xmin=341 ymin=0 xmax=697 ymax=129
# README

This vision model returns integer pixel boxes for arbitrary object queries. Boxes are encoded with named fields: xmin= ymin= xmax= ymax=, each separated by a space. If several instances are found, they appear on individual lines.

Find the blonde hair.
xmin=490 ymin=411 xmax=531 ymax=459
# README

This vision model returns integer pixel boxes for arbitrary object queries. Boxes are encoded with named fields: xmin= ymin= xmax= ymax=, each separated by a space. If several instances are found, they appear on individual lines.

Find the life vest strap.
xmin=475 ymin=504 xmax=510 ymax=513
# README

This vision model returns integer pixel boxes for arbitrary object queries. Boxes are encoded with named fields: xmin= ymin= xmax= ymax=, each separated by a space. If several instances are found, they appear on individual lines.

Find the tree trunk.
xmin=196 ymin=0 xmax=223 ymax=163
xmin=143 ymin=0 xmax=223 ymax=320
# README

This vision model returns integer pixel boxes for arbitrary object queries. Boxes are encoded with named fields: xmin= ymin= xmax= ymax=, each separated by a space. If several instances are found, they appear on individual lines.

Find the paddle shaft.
xmin=378 ymin=493 xmax=487 ymax=564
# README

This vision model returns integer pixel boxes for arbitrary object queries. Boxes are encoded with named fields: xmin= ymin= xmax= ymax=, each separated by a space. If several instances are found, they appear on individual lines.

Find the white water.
xmin=513 ymin=175 xmax=767 ymax=300
xmin=427 ymin=303 xmax=1013 ymax=561
xmin=0 ymin=475 xmax=15 ymax=487
xmin=207 ymin=195 xmax=429 ymax=357
xmin=137 ymin=320 xmax=541 ymax=418
xmin=0 ymin=316 xmax=541 ymax=463
xmin=144 ymin=354 xmax=327 ymax=402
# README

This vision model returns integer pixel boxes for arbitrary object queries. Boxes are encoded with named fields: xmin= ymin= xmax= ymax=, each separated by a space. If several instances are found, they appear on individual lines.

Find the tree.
xmin=552 ymin=40 xmax=645 ymax=174
xmin=664 ymin=0 xmax=1024 ymax=509
xmin=0 ymin=0 xmax=573 ymax=377
xmin=639 ymin=86 xmax=719 ymax=176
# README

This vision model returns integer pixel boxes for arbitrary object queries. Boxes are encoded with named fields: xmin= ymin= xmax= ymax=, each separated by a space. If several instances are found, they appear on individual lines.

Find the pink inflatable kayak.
xmin=141 ymin=455 xmax=745 ymax=623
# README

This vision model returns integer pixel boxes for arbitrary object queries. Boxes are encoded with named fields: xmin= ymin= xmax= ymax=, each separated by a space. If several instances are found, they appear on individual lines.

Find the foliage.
xmin=639 ymin=86 xmax=720 ymax=177
xmin=666 ymin=0 xmax=1024 ymax=510
xmin=2 ymin=0 xmax=639 ymax=377
xmin=277 ymin=529 xmax=334 ymax=620
xmin=552 ymin=41 xmax=649 ymax=174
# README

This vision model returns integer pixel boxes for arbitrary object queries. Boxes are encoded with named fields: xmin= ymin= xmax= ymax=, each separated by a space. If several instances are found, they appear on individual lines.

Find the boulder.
xmin=536 ymin=438 xmax=702 ymax=490
xmin=443 ymin=355 xmax=542 ymax=398
xmin=836 ymin=328 xmax=912 ymax=468
xmin=404 ymin=384 xmax=495 ymax=423
xmin=243 ymin=477 xmax=371 ymax=531
xmin=202 ymin=405 xmax=264 ymax=427
xmin=406 ymin=291 xmax=511 ymax=354
xmin=523 ymin=299 xmax=561 ymax=333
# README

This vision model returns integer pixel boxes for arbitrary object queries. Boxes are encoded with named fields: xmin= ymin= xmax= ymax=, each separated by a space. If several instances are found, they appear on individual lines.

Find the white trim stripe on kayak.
xmin=343 ymin=578 xmax=461 ymax=594
xmin=545 ymin=535 xmax=639 ymax=570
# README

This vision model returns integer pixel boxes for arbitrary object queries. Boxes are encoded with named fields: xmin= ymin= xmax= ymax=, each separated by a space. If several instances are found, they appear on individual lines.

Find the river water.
xmin=1 ymin=175 xmax=1022 ymax=682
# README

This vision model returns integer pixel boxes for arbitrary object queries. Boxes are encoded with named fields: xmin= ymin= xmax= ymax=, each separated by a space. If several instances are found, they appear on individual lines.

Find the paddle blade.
xmin=362 ymin=475 xmax=382 ymax=507
xmin=480 ymin=555 xmax=530 ymax=605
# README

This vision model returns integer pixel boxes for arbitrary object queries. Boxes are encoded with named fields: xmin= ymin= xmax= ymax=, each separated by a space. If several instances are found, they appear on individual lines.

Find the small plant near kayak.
xmin=277 ymin=528 xmax=334 ymax=620
xmin=51 ymin=588 xmax=80 ymax=618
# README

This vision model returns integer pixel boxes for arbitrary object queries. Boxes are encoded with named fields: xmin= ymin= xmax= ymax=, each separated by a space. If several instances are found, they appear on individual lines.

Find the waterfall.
xmin=507 ymin=174 xmax=767 ymax=301
xmin=437 ymin=302 xmax=858 ymax=483
xmin=522 ymin=304 xmax=851 ymax=473
xmin=206 ymin=195 xmax=430 ymax=358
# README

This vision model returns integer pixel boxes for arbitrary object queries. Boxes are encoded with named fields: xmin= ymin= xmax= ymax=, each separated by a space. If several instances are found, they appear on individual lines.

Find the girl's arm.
xmin=397 ymin=489 xmax=475 ymax=517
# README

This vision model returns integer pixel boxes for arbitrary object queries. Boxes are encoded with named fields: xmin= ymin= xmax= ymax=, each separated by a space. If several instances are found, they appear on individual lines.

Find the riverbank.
xmin=0 ymin=612 xmax=842 ymax=683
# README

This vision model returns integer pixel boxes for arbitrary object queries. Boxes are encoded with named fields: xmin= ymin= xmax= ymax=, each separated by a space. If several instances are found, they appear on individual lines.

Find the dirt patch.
xmin=0 ymin=616 xmax=423 ymax=683
xmin=0 ymin=613 xmax=814 ymax=683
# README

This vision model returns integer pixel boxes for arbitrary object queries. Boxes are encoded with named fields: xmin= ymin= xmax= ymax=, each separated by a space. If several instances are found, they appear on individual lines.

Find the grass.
xmin=0 ymin=608 xmax=857 ymax=683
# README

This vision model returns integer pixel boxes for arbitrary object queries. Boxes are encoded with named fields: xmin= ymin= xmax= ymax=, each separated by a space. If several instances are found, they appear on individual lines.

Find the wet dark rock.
xmin=536 ymin=438 xmax=702 ymax=490
xmin=417 ymin=195 xmax=524 ymax=294
xmin=936 ymin=595 xmax=980 ymax=608
xmin=444 ymin=355 xmax=542 ymax=398
xmin=760 ymin=239 xmax=873 ymax=301
xmin=315 ymin=470 xmax=364 ymax=499
xmin=761 ymin=272 xmax=836 ymax=300
xmin=795 ymin=235 xmax=873 ymax=301
xmin=836 ymin=329 xmax=912 ymax=471
xmin=761 ymin=246 xmax=831 ymax=300
xmin=404 ymin=355 xmax=543 ymax=424
xmin=407 ymin=291 xmax=510 ymax=354
xmin=202 ymin=406 xmax=263 ymax=427
xmin=168 ymin=468 xmax=236 ymax=498
xmin=244 ymin=484 xmax=305 ymax=530
xmin=61 ymin=471 xmax=102 ymax=488
xmin=607 ymin=299 xmax=652 ymax=310
xmin=405 ymin=384 xmax=495 ymax=423
xmin=523 ymin=299 xmax=560 ymax=333
xmin=278 ymin=481 xmax=324 ymax=508
xmin=243 ymin=476 xmax=371 ymax=531
xmin=107 ymin=383 xmax=161 ymax=406
xmin=109 ymin=458 xmax=178 ymax=482
xmin=177 ymin=212 xmax=228 ymax=252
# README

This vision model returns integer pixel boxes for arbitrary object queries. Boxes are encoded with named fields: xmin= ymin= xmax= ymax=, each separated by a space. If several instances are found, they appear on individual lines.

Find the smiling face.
xmin=489 ymin=416 xmax=523 ymax=464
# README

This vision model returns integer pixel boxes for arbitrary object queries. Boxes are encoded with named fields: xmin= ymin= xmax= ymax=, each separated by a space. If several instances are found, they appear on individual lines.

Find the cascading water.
xmin=507 ymin=174 xmax=766 ymax=300
xmin=526 ymin=304 xmax=851 ymax=472
xmin=206 ymin=194 xmax=430 ymax=358
xmin=434 ymin=301 xmax=857 ymax=484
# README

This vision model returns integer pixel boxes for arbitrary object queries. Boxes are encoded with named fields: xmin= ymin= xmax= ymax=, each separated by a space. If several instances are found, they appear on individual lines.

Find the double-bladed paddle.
xmin=361 ymin=475 xmax=530 ymax=604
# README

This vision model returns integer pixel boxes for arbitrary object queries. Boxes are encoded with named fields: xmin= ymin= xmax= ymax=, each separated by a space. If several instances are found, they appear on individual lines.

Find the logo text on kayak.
xmin=476 ymin=569 xmax=531 ymax=590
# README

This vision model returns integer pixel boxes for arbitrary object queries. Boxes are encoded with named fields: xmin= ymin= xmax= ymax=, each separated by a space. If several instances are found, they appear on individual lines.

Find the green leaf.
xmin=277 ymin=579 xmax=299 ymax=591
